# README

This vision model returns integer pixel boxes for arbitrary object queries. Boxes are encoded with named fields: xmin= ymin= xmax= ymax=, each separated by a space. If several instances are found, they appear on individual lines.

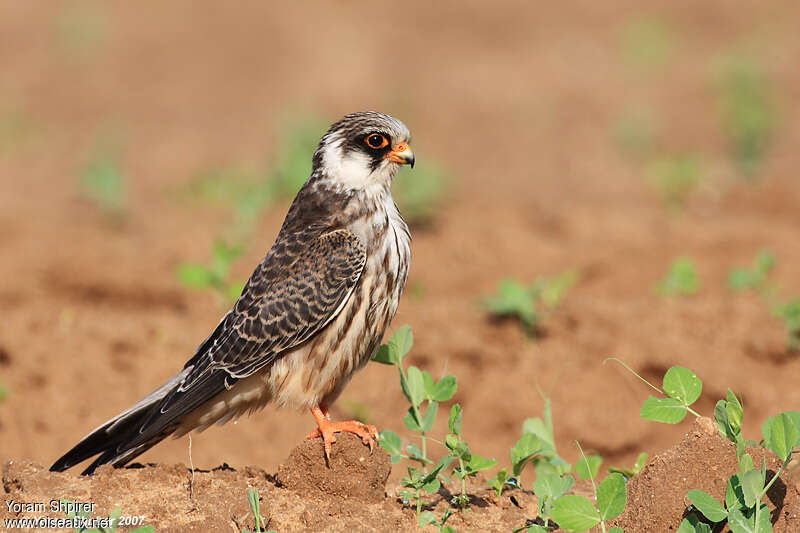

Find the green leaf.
xmin=728 ymin=508 xmax=756 ymax=533
xmin=421 ymin=401 xmax=438 ymax=433
xmin=523 ymin=416 xmax=555 ymax=447
xmin=446 ymin=435 xmax=470 ymax=461
xmin=418 ymin=510 xmax=438 ymax=527
xmin=677 ymin=515 xmax=712 ymax=533
xmin=404 ymin=366 xmax=425 ymax=407
xmin=448 ymin=404 xmax=463 ymax=436
xmin=389 ymin=325 xmax=413 ymax=362
xmin=431 ymin=375 xmax=457 ymax=402
xmin=726 ymin=390 xmax=744 ymax=431
xmin=526 ymin=526 xmax=549 ymax=533
xmin=687 ymin=490 xmax=727 ymax=522
xmin=131 ymin=527 xmax=156 ymax=533
xmin=608 ymin=528 xmax=625 ymax=533
xmin=597 ymin=473 xmax=626 ymax=520
xmin=533 ymin=473 xmax=574 ymax=501
xmin=378 ymin=430 xmax=403 ymax=455
xmin=487 ymin=468 xmax=510 ymax=496
xmin=511 ymin=433 xmax=543 ymax=476
xmin=550 ymin=495 xmax=601 ymax=532
xmin=177 ymin=264 xmax=215 ymax=288
xmin=403 ymin=407 xmax=421 ymax=431
xmin=371 ymin=344 xmax=396 ymax=365
xmin=715 ymin=400 xmax=737 ymax=442
xmin=739 ymin=452 xmax=755 ymax=474
xmin=663 ymin=366 xmax=702 ymax=405
xmin=741 ymin=468 xmax=763 ymax=508
xmin=466 ymin=454 xmax=497 ymax=473
xmin=575 ymin=455 xmax=602 ymax=480
xmin=763 ymin=412 xmax=798 ymax=460
xmin=726 ymin=474 xmax=746 ymax=510
xmin=640 ymin=396 xmax=688 ymax=424
xmin=632 ymin=452 xmax=648 ymax=473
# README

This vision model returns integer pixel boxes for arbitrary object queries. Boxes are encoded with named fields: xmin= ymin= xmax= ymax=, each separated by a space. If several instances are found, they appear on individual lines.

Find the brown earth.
xmin=2 ymin=0 xmax=800 ymax=531
xmin=3 ymin=420 xmax=798 ymax=531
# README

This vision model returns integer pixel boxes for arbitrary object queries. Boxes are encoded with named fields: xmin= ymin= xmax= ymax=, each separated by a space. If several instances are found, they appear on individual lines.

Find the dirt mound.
xmin=611 ymin=417 xmax=800 ymax=532
xmin=4 ymin=425 xmax=800 ymax=531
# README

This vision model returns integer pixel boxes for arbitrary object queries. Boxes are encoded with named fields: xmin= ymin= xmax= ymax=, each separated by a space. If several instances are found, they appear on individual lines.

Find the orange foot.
xmin=306 ymin=404 xmax=379 ymax=462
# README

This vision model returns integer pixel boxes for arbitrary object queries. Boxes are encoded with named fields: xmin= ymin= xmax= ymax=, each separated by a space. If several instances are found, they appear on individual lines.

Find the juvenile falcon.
xmin=51 ymin=111 xmax=414 ymax=474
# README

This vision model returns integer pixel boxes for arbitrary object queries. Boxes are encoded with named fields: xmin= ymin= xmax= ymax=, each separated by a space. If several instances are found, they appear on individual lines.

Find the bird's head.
xmin=313 ymin=111 xmax=414 ymax=194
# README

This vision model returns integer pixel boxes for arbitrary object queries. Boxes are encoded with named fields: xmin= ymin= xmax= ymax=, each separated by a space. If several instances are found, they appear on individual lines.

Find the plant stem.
xmin=754 ymin=456 xmax=793 ymax=527
xmin=411 ymin=402 xmax=428 ymax=472
xmin=458 ymin=456 xmax=467 ymax=503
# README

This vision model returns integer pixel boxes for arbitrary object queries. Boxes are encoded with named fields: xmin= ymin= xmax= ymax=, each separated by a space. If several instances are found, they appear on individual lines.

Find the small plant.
xmin=392 ymin=159 xmax=448 ymax=227
xmin=728 ymin=250 xmax=799 ymax=351
xmin=656 ymin=257 xmax=700 ymax=296
xmin=482 ymin=271 xmax=578 ymax=337
xmin=608 ymin=452 xmax=648 ymax=480
xmin=617 ymin=361 xmax=800 ymax=532
xmin=374 ymin=326 xmax=496 ymax=526
xmin=728 ymin=250 xmax=775 ymax=294
xmin=772 ymin=300 xmax=800 ymax=351
xmin=241 ymin=488 xmax=275 ymax=533
xmin=177 ymin=239 xmax=246 ymax=307
xmin=80 ymin=143 xmax=127 ymax=218
xmin=646 ymin=153 xmax=703 ymax=210
xmin=716 ymin=55 xmax=776 ymax=179
xmin=681 ymin=407 xmax=800 ymax=533
xmin=548 ymin=466 xmax=626 ymax=533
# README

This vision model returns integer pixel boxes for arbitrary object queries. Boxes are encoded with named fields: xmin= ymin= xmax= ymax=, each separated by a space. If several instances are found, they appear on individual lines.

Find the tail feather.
xmin=50 ymin=369 xmax=191 ymax=474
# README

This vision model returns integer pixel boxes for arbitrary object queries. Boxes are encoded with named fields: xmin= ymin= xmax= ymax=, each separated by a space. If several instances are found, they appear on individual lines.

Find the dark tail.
xmin=50 ymin=369 xmax=191 ymax=475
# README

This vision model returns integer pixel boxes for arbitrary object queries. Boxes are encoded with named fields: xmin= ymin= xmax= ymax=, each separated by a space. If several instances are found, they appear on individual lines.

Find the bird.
xmin=51 ymin=111 xmax=414 ymax=474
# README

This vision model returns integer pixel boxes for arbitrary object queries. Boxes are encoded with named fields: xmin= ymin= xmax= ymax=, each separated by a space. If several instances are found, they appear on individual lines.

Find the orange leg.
xmin=305 ymin=403 xmax=379 ymax=462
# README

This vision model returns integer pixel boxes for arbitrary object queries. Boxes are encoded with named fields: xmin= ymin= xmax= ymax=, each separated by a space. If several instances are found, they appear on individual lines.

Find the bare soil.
xmin=2 ymin=1 xmax=800 ymax=531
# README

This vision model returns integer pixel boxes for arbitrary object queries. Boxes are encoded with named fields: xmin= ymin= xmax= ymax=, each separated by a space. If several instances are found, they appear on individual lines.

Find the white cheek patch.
xmin=321 ymin=135 xmax=395 ymax=193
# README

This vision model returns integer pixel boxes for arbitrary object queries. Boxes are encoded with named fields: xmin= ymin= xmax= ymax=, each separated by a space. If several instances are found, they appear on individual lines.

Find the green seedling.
xmin=619 ymin=15 xmax=674 ymax=68
xmin=772 ymin=300 xmax=800 ymax=351
xmin=728 ymin=250 xmax=775 ymax=294
xmin=622 ymin=362 xmax=800 ymax=532
xmin=608 ymin=452 xmax=648 ymax=480
xmin=729 ymin=251 xmax=799 ymax=351
xmin=482 ymin=271 xmax=579 ymax=337
xmin=177 ymin=239 xmax=246 ymax=307
xmin=681 ymin=410 xmax=800 ymax=533
xmin=374 ymin=326 xmax=495 ymax=520
xmin=646 ymin=153 xmax=703 ymax=210
xmin=716 ymin=55 xmax=776 ymax=179
xmin=656 ymin=257 xmax=700 ymax=296
xmin=575 ymin=454 xmax=603 ymax=481
xmin=605 ymin=359 xmax=703 ymax=424
xmin=512 ymin=397 xmax=571 ymax=485
xmin=241 ymin=488 xmax=275 ymax=533
xmin=80 ymin=146 xmax=127 ymax=218
xmin=545 ymin=445 xmax=626 ymax=533
xmin=392 ymin=159 xmax=448 ymax=227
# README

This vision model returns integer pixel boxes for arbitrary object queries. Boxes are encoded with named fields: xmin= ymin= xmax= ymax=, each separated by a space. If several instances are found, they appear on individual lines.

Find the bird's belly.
xmin=266 ymin=257 xmax=404 ymax=410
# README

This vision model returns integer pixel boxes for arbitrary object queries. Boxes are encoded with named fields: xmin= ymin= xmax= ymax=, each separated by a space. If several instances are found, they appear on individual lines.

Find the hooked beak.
xmin=386 ymin=142 xmax=415 ymax=168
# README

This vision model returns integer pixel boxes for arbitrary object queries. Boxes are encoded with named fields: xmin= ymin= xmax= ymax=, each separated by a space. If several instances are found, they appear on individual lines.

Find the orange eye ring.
xmin=365 ymin=133 xmax=389 ymax=149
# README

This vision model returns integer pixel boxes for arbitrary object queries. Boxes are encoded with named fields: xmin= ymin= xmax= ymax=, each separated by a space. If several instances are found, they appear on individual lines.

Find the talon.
xmin=308 ymin=405 xmax=379 ymax=464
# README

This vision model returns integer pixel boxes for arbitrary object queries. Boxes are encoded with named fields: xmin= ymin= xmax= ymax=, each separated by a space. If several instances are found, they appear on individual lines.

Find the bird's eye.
xmin=365 ymin=134 xmax=389 ymax=149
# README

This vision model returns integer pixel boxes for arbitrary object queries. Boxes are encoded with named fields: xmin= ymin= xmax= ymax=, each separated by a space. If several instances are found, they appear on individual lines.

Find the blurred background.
xmin=1 ymin=1 xmax=799 ymax=478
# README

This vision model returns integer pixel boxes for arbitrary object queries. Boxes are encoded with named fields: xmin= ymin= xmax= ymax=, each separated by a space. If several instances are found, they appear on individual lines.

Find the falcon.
xmin=51 ymin=111 xmax=414 ymax=474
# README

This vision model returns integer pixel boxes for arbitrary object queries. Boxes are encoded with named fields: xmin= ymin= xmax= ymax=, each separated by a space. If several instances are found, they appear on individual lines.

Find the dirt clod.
xmin=611 ymin=417 xmax=800 ymax=532
xmin=277 ymin=432 xmax=391 ymax=504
